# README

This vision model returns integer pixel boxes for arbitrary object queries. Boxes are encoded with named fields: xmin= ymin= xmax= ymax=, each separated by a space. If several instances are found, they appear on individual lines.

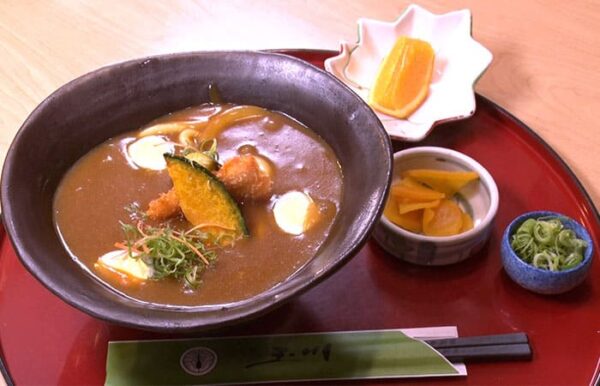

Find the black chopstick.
xmin=423 ymin=332 xmax=532 ymax=363
xmin=436 ymin=343 xmax=532 ymax=362
xmin=425 ymin=332 xmax=529 ymax=349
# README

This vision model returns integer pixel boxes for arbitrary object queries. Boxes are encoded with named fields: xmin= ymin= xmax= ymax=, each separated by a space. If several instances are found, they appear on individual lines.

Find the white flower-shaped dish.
xmin=324 ymin=4 xmax=493 ymax=141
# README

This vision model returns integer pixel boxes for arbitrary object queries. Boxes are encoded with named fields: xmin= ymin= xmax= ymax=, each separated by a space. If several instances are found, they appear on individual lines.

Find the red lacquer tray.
xmin=1 ymin=50 xmax=599 ymax=386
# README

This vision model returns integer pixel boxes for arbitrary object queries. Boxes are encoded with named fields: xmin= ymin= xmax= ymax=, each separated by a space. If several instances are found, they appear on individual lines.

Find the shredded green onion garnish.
xmin=118 ymin=221 xmax=218 ymax=288
xmin=510 ymin=217 xmax=587 ymax=271
xmin=182 ymin=138 xmax=220 ymax=170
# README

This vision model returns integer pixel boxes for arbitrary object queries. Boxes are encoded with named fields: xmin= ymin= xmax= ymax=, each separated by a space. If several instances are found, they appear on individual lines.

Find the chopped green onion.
xmin=510 ymin=217 xmax=587 ymax=271
xmin=118 ymin=221 xmax=219 ymax=288
xmin=182 ymin=138 xmax=220 ymax=171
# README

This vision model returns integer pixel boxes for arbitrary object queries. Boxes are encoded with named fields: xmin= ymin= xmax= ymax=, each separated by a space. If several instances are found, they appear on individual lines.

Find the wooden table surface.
xmin=0 ymin=0 xmax=598 ymax=209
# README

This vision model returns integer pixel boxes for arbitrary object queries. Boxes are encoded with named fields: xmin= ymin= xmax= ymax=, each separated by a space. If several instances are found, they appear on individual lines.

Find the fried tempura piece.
xmin=146 ymin=188 xmax=180 ymax=220
xmin=146 ymin=155 xmax=272 ymax=219
xmin=216 ymin=155 xmax=273 ymax=202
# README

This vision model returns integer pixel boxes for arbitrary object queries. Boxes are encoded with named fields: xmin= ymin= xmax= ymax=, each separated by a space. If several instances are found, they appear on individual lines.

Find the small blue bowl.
xmin=501 ymin=211 xmax=594 ymax=295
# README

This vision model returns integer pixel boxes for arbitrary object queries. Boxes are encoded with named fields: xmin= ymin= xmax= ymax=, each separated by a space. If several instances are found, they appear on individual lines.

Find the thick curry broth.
xmin=53 ymin=105 xmax=342 ymax=306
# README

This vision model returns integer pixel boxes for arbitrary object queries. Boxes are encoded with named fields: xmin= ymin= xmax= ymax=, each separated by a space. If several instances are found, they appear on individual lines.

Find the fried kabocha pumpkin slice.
xmin=165 ymin=155 xmax=249 ymax=241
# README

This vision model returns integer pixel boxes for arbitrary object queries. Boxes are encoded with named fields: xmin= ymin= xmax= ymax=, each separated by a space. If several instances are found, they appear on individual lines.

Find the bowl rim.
xmin=379 ymin=146 xmax=499 ymax=244
xmin=0 ymin=50 xmax=393 ymax=331
xmin=501 ymin=210 xmax=594 ymax=275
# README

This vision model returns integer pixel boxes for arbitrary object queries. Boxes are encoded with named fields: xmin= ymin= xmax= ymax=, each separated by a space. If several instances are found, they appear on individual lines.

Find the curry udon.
xmin=53 ymin=101 xmax=343 ymax=306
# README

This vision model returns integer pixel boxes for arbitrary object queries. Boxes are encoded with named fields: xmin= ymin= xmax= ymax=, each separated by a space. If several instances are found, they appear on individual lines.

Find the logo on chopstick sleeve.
xmin=180 ymin=347 xmax=218 ymax=376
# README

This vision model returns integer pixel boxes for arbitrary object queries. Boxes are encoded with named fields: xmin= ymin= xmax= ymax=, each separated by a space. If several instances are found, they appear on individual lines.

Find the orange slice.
xmin=369 ymin=36 xmax=434 ymax=119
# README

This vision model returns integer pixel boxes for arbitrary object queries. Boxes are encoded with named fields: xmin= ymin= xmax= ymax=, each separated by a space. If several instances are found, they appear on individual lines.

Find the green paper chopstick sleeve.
xmin=105 ymin=329 xmax=461 ymax=385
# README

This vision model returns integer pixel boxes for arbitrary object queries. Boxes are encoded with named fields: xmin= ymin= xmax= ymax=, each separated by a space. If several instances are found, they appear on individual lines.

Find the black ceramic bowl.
xmin=1 ymin=51 xmax=392 ymax=332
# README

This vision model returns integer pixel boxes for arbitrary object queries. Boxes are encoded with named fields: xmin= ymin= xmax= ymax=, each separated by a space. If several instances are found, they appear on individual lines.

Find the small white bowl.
xmin=372 ymin=147 xmax=499 ymax=265
xmin=324 ymin=4 xmax=493 ymax=142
